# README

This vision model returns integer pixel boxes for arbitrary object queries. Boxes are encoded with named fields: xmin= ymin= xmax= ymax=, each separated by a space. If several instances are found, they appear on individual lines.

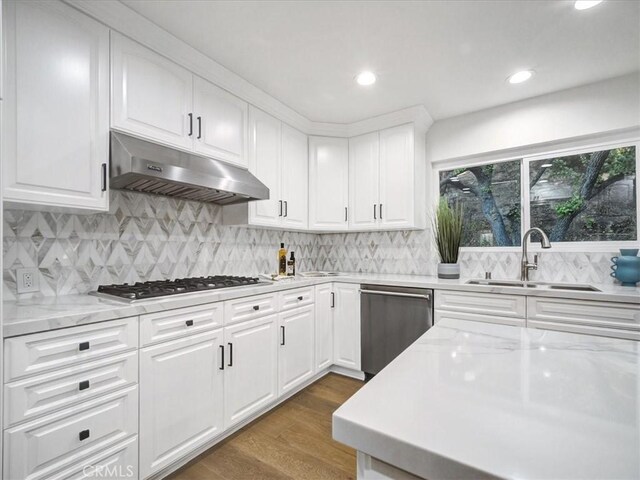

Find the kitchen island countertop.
xmin=333 ymin=318 xmax=640 ymax=480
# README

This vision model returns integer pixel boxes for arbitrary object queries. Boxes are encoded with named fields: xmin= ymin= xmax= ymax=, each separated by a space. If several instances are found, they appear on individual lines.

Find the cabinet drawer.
xmin=44 ymin=436 xmax=138 ymax=480
xmin=4 ymin=318 xmax=138 ymax=382
xmin=4 ymin=351 xmax=138 ymax=427
xmin=140 ymin=303 xmax=223 ymax=346
xmin=3 ymin=385 xmax=138 ymax=480
xmin=527 ymin=297 xmax=640 ymax=333
xmin=224 ymin=293 xmax=278 ymax=325
xmin=528 ymin=319 xmax=640 ymax=341
xmin=435 ymin=290 xmax=526 ymax=319
xmin=434 ymin=309 xmax=525 ymax=328
xmin=279 ymin=287 xmax=315 ymax=311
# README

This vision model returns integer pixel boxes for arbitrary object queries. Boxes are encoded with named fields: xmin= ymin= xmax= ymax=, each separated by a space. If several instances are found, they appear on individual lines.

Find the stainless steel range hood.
xmin=109 ymin=132 xmax=269 ymax=205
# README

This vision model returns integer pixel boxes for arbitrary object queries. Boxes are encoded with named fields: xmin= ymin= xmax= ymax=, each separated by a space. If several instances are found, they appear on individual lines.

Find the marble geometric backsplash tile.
xmin=3 ymin=191 xmax=318 ymax=300
xmin=2 ymin=190 xmax=624 ymax=299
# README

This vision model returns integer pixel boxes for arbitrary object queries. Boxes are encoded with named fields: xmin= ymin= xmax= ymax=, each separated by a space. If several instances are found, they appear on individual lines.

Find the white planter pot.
xmin=438 ymin=263 xmax=460 ymax=279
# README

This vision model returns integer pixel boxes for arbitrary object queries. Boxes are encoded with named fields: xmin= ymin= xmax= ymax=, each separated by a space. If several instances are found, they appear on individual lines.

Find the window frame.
xmin=432 ymin=132 xmax=640 ymax=253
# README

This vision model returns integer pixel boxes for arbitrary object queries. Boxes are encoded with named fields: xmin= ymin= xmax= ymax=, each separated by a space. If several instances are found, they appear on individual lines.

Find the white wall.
xmin=426 ymin=73 xmax=640 ymax=163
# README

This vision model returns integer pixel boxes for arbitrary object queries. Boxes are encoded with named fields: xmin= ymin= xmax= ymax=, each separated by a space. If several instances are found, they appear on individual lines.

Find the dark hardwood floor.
xmin=168 ymin=373 xmax=364 ymax=480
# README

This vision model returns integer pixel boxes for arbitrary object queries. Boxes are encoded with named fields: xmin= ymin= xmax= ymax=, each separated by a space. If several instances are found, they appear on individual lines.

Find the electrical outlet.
xmin=17 ymin=268 xmax=39 ymax=294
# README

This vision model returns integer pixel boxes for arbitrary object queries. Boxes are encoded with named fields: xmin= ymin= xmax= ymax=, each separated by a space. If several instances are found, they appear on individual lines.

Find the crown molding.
xmin=65 ymin=0 xmax=433 ymax=138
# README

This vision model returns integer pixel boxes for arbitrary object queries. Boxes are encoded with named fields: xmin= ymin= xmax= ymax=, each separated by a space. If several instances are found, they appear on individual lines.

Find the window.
xmin=440 ymin=160 xmax=522 ymax=247
xmin=438 ymin=142 xmax=638 ymax=248
xmin=529 ymin=146 xmax=636 ymax=242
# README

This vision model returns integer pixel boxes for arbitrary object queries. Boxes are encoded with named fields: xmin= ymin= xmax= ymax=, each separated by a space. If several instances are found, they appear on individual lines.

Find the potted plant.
xmin=433 ymin=199 xmax=463 ymax=279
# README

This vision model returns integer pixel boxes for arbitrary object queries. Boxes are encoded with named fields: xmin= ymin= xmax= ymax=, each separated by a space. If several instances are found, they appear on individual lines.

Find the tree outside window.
xmin=529 ymin=146 xmax=637 ymax=242
xmin=439 ymin=160 xmax=521 ymax=247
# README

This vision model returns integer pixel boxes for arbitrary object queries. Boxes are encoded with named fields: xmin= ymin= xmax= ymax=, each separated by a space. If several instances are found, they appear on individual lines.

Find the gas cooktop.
xmin=94 ymin=276 xmax=265 ymax=302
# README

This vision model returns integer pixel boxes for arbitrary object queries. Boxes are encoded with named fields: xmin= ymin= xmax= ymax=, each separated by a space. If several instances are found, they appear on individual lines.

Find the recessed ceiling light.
xmin=507 ymin=70 xmax=534 ymax=84
xmin=355 ymin=71 xmax=376 ymax=86
xmin=574 ymin=0 xmax=603 ymax=10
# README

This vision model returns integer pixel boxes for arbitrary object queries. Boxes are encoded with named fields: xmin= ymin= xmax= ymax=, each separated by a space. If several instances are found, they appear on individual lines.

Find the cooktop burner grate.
xmin=96 ymin=275 xmax=262 ymax=301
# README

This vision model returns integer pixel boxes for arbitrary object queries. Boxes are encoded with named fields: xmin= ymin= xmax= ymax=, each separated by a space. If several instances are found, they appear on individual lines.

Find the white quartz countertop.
xmin=3 ymin=273 xmax=639 ymax=337
xmin=333 ymin=319 xmax=640 ymax=480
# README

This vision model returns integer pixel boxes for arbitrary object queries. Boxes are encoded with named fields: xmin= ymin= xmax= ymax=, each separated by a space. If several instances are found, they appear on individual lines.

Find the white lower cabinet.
xmin=278 ymin=305 xmax=315 ymax=395
xmin=139 ymin=329 xmax=224 ymax=479
xmin=223 ymin=314 xmax=278 ymax=429
xmin=315 ymin=284 xmax=334 ymax=371
xmin=3 ymin=385 xmax=138 ymax=480
xmin=333 ymin=283 xmax=361 ymax=370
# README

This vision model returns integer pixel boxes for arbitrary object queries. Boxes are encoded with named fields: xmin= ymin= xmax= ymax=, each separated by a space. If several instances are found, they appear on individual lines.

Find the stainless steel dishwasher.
xmin=360 ymin=284 xmax=433 ymax=378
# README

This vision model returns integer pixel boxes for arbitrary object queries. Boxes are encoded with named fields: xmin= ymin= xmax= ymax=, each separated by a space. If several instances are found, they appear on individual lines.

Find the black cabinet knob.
xmin=185 ymin=320 xmax=194 ymax=326
xmin=253 ymin=305 xmax=260 ymax=311
xmin=297 ymin=296 xmax=303 ymax=301
xmin=78 ymin=341 xmax=90 ymax=351
xmin=79 ymin=429 xmax=90 ymax=441
xmin=79 ymin=380 xmax=90 ymax=391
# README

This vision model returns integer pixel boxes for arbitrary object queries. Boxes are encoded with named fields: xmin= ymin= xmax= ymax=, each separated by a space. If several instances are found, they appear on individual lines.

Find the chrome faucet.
xmin=520 ymin=227 xmax=551 ymax=281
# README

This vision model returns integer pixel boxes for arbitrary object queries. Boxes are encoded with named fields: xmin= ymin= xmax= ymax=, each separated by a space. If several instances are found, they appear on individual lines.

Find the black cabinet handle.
xmin=373 ymin=204 xmax=377 ymax=220
xmin=188 ymin=113 xmax=193 ymax=136
xmin=227 ymin=342 xmax=233 ymax=367
xmin=253 ymin=305 xmax=260 ymax=311
xmin=185 ymin=320 xmax=194 ymax=327
xmin=79 ymin=341 xmax=90 ymax=351
xmin=79 ymin=429 xmax=90 ymax=441
xmin=79 ymin=380 xmax=90 ymax=391
xmin=278 ymin=200 xmax=283 ymax=217
xmin=379 ymin=204 xmax=383 ymax=219
xmin=281 ymin=326 xmax=285 ymax=346
xmin=330 ymin=292 xmax=335 ymax=308
xmin=219 ymin=345 xmax=225 ymax=370
xmin=101 ymin=163 xmax=107 ymax=192
xmin=297 ymin=296 xmax=303 ymax=301
xmin=345 ymin=207 xmax=348 ymax=222
xmin=197 ymin=116 xmax=202 ymax=139
xmin=284 ymin=201 xmax=288 ymax=217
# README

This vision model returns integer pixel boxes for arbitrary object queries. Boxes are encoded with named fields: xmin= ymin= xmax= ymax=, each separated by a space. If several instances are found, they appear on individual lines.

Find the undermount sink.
xmin=466 ymin=279 xmax=601 ymax=292
xmin=299 ymin=271 xmax=341 ymax=277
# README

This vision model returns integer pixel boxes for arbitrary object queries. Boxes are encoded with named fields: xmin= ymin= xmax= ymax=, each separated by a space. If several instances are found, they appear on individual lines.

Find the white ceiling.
xmin=121 ymin=0 xmax=640 ymax=124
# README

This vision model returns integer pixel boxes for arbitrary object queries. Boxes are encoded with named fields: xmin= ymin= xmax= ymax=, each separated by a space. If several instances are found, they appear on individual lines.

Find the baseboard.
xmin=330 ymin=364 xmax=366 ymax=380
xmin=149 ymin=365 xmax=363 ymax=479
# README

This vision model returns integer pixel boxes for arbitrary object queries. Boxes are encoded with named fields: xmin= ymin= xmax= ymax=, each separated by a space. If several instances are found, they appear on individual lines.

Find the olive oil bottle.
xmin=287 ymin=252 xmax=296 ymax=276
xmin=278 ymin=243 xmax=287 ymax=276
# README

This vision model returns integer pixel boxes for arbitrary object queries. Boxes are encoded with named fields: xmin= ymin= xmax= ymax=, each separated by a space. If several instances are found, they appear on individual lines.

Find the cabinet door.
xmin=315 ymin=284 xmax=334 ymax=371
xmin=281 ymin=124 xmax=309 ymax=229
xmin=349 ymin=132 xmax=380 ymax=230
xmin=378 ymin=124 xmax=415 ymax=228
xmin=248 ymin=107 xmax=282 ymax=227
xmin=193 ymin=76 xmax=248 ymax=167
xmin=278 ymin=305 xmax=315 ymax=395
xmin=309 ymin=136 xmax=349 ymax=231
xmin=111 ymin=33 xmax=193 ymax=150
xmin=333 ymin=283 xmax=361 ymax=370
xmin=140 ymin=329 xmax=224 ymax=478
xmin=2 ymin=0 xmax=109 ymax=211
xmin=224 ymin=314 xmax=278 ymax=429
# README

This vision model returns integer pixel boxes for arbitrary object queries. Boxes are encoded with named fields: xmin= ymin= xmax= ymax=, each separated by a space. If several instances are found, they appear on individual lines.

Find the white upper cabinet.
xmin=112 ymin=34 xmax=249 ymax=168
xmin=193 ymin=76 xmax=248 ymax=167
xmin=379 ymin=123 xmax=419 ymax=228
xmin=349 ymin=132 xmax=380 ymax=230
xmin=281 ymin=124 xmax=309 ymax=229
xmin=225 ymin=106 xmax=309 ymax=229
xmin=248 ymin=106 xmax=282 ymax=226
xmin=2 ymin=0 xmax=109 ymax=211
xmin=309 ymin=136 xmax=349 ymax=231
xmin=111 ymin=33 xmax=193 ymax=151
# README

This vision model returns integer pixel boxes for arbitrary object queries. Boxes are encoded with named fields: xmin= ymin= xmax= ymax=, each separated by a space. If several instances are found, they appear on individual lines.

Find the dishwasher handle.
xmin=360 ymin=289 xmax=430 ymax=300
